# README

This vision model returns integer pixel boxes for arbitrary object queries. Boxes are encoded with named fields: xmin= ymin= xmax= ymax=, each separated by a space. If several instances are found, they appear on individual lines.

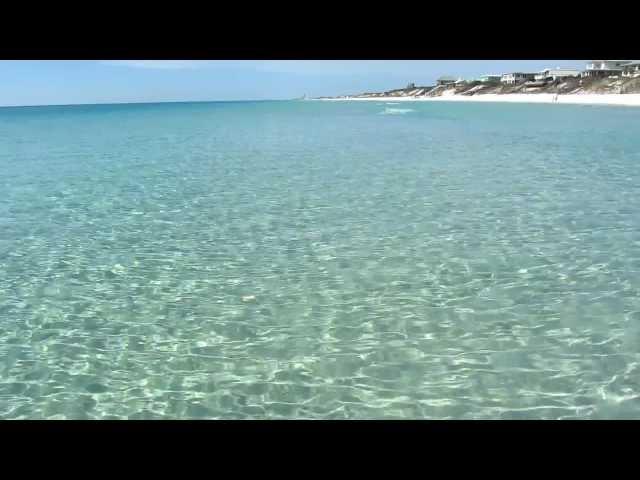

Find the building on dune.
xmin=478 ymin=74 xmax=501 ymax=83
xmin=436 ymin=75 xmax=457 ymax=86
xmin=581 ymin=60 xmax=629 ymax=78
xmin=501 ymin=72 xmax=537 ymax=85
xmin=534 ymin=68 xmax=581 ymax=82
xmin=620 ymin=61 xmax=640 ymax=78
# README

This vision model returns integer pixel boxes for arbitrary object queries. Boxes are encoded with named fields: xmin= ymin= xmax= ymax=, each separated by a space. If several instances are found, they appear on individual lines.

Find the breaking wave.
xmin=380 ymin=107 xmax=415 ymax=115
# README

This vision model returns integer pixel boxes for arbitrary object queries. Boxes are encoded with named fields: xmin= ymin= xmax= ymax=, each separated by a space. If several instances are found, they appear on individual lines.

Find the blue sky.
xmin=0 ymin=60 xmax=588 ymax=106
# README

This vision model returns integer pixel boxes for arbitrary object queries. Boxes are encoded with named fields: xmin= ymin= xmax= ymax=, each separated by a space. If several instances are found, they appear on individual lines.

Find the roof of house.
xmin=586 ymin=66 xmax=624 ymax=71
xmin=542 ymin=67 xmax=581 ymax=72
xmin=586 ymin=60 xmax=634 ymax=69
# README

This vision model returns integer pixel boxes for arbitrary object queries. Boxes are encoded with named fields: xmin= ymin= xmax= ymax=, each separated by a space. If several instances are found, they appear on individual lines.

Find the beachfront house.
xmin=501 ymin=72 xmax=537 ymax=85
xmin=405 ymin=82 xmax=416 ymax=89
xmin=620 ymin=61 xmax=640 ymax=78
xmin=479 ymin=74 xmax=501 ymax=83
xmin=582 ymin=60 xmax=629 ymax=78
xmin=534 ymin=68 xmax=581 ymax=82
xmin=437 ymin=76 xmax=457 ymax=86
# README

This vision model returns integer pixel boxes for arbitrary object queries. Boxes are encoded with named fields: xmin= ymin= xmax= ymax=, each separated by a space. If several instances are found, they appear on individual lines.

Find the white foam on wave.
xmin=380 ymin=107 xmax=415 ymax=115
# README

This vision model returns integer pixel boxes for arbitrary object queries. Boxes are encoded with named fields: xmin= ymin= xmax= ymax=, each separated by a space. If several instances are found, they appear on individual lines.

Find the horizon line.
xmin=0 ymin=98 xmax=293 ymax=109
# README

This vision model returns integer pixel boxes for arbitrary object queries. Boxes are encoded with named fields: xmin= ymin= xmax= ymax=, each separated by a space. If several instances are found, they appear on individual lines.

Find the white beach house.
xmin=582 ymin=60 xmax=630 ymax=78
xmin=620 ymin=61 xmax=640 ymax=78
xmin=534 ymin=68 xmax=581 ymax=82
xmin=501 ymin=72 xmax=537 ymax=85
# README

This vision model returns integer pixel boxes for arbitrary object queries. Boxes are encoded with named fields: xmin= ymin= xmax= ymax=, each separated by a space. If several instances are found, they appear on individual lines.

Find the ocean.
xmin=1 ymin=100 xmax=639 ymax=419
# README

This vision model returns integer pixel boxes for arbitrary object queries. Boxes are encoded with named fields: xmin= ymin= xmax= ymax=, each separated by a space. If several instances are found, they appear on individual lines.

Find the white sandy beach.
xmin=318 ymin=93 xmax=640 ymax=107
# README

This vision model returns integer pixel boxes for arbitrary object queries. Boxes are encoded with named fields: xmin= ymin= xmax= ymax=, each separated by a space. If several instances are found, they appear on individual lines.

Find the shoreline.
xmin=315 ymin=93 xmax=640 ymax=107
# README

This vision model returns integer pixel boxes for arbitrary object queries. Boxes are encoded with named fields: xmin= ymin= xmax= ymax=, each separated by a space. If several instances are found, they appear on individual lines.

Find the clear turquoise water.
xmin=1 ymin=100 xmax=640 ymax=419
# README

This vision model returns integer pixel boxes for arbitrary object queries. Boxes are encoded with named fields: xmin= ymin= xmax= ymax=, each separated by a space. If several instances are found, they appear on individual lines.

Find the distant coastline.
xmin=315 ymin=60 xmax=640 ymax=107
xmin=315 ymin=93 xmax=640 ymax=107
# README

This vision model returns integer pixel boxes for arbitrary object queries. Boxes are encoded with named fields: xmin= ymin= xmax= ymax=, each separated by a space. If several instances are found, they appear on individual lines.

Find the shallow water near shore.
xmin=1 ymin=100 xmax=640 ymax=419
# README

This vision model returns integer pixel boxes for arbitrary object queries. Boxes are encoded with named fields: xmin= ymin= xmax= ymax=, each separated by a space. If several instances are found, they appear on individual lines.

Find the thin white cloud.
xmin=100 ymin=60 xmax=212 ymax=70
